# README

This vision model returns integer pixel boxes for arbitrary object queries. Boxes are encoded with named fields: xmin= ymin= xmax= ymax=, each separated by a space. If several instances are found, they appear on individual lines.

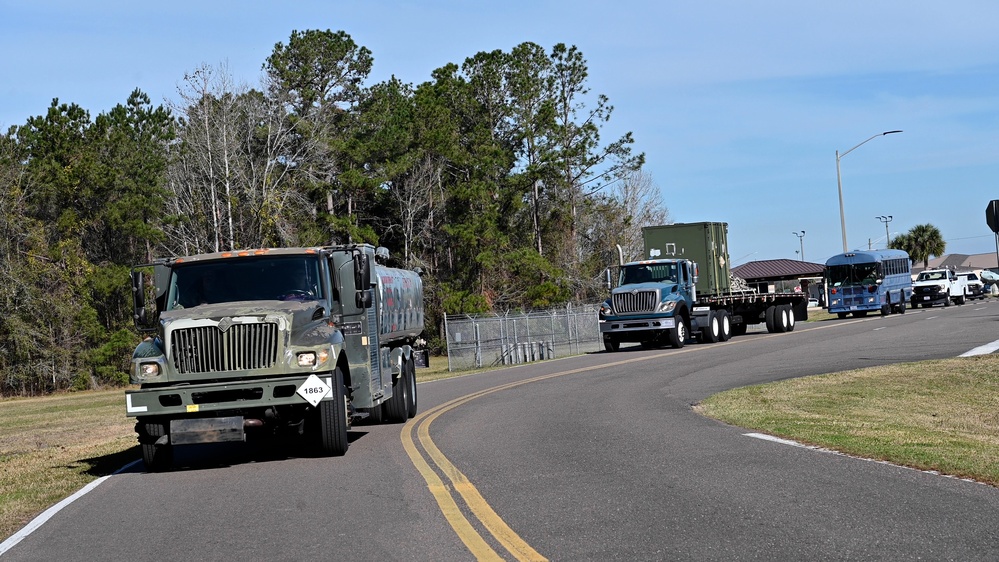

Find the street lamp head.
xmin=883 ymin=130 xmax=903 ymax=135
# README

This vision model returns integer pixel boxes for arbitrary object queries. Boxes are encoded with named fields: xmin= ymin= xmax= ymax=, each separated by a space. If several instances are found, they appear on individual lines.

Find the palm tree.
xmin=895 ymin=224 xmax=946 ymax=267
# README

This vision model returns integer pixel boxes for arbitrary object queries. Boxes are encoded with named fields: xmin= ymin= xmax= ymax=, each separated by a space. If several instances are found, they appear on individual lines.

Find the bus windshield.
xmin=827 ymin=262 xmax=879 ymax=287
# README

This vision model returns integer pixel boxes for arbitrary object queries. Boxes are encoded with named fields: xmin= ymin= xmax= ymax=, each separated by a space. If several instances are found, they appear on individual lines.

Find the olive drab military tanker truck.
xmin=127 ymin=245 xmax=424 ymax=470
xmin=599 ymin=222 xmax=808 ymax=351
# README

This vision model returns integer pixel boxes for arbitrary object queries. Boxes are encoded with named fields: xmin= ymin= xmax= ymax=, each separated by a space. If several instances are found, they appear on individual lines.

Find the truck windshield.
xmin=827 ymin=263 xmax=878 ymax=287
xmin=621 ymin=263 xmax=678 ymax=285
xmin=917 ymin=271 xmax=946 ymax=281
xmin=166 ymin=255 xmax=323 ymax=309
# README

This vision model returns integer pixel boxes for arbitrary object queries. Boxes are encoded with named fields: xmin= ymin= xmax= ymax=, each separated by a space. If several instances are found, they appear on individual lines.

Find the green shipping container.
xmin=642 ymin=222 xmax=731 ymax=295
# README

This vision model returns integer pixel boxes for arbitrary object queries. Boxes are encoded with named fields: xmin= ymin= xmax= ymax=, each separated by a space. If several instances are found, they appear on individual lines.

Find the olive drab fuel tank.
xmin=374 ymin=265 xmax=425 ymax=344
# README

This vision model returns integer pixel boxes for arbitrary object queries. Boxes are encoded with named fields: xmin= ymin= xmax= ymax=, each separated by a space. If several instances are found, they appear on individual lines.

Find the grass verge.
xmin=696 ymin=354 xmax=999 ymax=485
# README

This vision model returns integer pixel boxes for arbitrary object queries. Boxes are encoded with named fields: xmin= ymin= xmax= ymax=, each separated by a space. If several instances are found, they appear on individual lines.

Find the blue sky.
xmin=3 ymin=1 xmax=998 ymax=265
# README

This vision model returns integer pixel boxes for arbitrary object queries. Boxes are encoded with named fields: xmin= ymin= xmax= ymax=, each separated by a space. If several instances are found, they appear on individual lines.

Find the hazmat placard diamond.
xmin=297 ymin=374 xmax=331 ymax=407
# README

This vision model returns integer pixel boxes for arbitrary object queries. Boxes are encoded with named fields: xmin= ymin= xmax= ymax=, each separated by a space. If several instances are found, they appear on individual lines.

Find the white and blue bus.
xmin=825 ymin=249 xmax=912 ymax=319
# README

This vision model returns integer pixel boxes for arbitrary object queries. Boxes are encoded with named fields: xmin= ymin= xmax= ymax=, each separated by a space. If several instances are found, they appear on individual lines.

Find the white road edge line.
xmin=744 ymin=433 xmax=984 ymax=485
xmin=960 ymin=339 xmax=999 ymax=357
xmin=0 ymin=459 xmax=143 ymax=556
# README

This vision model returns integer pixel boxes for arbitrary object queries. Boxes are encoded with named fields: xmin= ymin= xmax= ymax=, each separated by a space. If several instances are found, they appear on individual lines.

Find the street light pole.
xmin=876 ymin=215 xmax=893 ymax=248
xmin=793 ymin=230 xmax=805 ymax=261
xmin=836 ymin=130 xmax=903 ymax=251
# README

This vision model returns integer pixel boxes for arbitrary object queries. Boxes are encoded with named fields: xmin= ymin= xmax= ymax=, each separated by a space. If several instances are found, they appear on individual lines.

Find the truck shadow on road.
xmin=88 ymin=431 xmax=370 ymax=474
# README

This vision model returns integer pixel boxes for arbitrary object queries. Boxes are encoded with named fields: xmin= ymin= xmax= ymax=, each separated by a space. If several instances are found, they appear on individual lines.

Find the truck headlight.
xmin=657 ymin=301 xmax=677 ymax=313
xmin=297 ymin=350 xmax=330 ymax=367
xmin=138 ymin=363 xmax=160 ymax=378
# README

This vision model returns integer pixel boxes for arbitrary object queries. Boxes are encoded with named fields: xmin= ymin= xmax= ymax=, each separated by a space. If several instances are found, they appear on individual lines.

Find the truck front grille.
xmin=613 ymin=290 xmax=659 ymax=314
xmin=171 ymin=323 xmax=279 ymax=375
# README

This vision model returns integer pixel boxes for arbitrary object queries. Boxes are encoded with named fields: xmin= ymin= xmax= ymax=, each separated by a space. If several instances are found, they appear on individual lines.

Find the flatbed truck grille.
xmin=613 ymin=290 xmax=658 ymax=314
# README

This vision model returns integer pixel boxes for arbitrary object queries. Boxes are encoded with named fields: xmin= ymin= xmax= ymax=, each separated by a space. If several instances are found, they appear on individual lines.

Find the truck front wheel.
xmin=603 ymin=338 xmax=620 ymax=352
xmin=140 ymin=421 xmax=172 ymax=472
xmin=668 ymin=317 xmax=687 ymax=349
xmin=318 ymin=367 xmax=349 ymax=456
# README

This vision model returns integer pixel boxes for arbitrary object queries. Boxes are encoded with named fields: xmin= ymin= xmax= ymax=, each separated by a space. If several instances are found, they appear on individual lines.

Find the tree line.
xmin=0 ymin=29 xmax=669 ymax=396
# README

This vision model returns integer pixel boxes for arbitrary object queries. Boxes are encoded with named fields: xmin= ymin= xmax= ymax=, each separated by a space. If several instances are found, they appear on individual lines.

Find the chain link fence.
xmin=444 ymin=304 xmax=602 ymax=371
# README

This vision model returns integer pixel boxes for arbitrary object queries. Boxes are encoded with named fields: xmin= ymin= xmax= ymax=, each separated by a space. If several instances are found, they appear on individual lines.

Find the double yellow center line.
xmin=400 ymin=352 xmax=690 ymax=560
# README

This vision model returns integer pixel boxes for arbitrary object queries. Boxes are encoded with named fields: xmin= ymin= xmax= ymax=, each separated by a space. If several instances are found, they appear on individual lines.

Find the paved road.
xmin=5 ymin=301 xmax=999 ymax=560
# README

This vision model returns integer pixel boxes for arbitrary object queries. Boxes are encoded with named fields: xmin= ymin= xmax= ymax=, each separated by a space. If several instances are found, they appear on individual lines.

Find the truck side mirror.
xmin=353 ymin=252 xmax=371 ymax=288
xmin=604 ymin=268 xmax=612 ymax=290
xmin=356 ymin=290 xmax=373 ymax=309
xmin=131 ymin=269 xmax=158 ymax=332
xmin=353 ymin=252 xmax=373 ymax=309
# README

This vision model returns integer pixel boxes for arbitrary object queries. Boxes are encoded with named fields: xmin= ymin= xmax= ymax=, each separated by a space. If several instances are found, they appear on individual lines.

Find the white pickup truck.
xmin=910 ymin=268 xmax=968 ymax=308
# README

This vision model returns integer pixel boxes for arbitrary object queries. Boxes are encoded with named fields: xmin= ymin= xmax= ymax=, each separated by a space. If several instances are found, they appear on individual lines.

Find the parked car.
xmin=957 ymin=271 xmax=987 ymax=300
xmin=807 ymin=298 xmax=820 ymax=308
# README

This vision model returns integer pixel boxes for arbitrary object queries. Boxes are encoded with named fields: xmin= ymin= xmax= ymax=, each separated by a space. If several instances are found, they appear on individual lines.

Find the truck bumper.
xmin=600 ymin=317 xmax=675 ymax=334
xmin=125 ymin=374 xmax=330 ymax=418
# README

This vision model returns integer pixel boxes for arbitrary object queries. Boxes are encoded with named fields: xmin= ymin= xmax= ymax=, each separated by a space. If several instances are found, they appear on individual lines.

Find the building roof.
xmin=731 ymin=259 xmax=825 ymax=281
xmin=911 ymin=252 xmax=999 ymax=274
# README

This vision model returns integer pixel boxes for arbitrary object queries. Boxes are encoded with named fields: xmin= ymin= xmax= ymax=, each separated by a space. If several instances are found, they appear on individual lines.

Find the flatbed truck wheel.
xmin=784 ymin=305 xmax=795 ymax=332
xmin=668 ymin=317 xmax=687 ymax=348
xmin=718 ymin=310 xmax=732 ymax=341
xmin=702 ymin=311 xmax=720 ymax=343
xmin=765 ymin=305 xmax=777 ymax=332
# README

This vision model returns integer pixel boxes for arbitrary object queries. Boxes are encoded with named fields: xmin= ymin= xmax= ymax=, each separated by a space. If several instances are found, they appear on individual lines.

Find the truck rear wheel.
xmin=384 ymin=357 xmax=411 ymax=423
xmin=701 ymin=311 xmax=721 ymax=343
xmin=783 ymin=305 xmax=795 ymax=332
xmin=318 ymin=367 xmax=349 ymax=456
xmin=406 ymin=357 xmax=418 ymax=419
xmin=765 ymin=305 xmax=777 ymax=333
xmin=718 ymin=311 xmax=732 ymax=341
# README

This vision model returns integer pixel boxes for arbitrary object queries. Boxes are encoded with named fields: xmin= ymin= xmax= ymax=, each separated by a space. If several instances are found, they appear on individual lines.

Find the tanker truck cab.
xmin=599 ymin=259 xmax=697 ymax=351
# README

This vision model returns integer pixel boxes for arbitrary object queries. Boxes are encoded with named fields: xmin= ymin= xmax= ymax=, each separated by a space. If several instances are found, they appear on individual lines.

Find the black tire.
xmin=772 ymin=305 xmax=788 ymax=333
xmin=957 ymin=292 xmax=966 ymax=305
xmin=702 ymin=311 xmax=720 ymax=343
xmin=731 ymin=322 xmax=747 ymax=337
xmin=384 ymin=357 xmax=411 ymax=423
xmin=362 ymin=404 xmax=383 ymax=425
xmin=668 ymin=317 xmax=687 ymax=348
xmin=140 ymin=421 xmax=172 ymax=472
xmin=603 ymin=338 xmax=620 ymax=352
xmin=718 ymin=310 xmax=732 ymax=341
xmin=899 ymin=298 xmax=906 ymax=314
xmin=318 ymin=367 xmax=349 ymax=456
xmin=765 ymin=305 xmax=777 ymax=333
xmin=406 ymin=357 xmax=418 ymax=419
xmin=944 ymin=297 xmax=951 ymax=307
xmin=784 ymin=305 xmax=796 ymax=332
xmin=837 ymin=312 xmax=848 ymax=319
xmin=880 ymin=303 xmax=890 ymax=316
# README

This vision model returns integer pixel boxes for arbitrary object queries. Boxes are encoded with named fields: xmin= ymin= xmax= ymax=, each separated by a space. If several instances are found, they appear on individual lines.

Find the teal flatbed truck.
xmin=599 ymin=222 xmax=808 ymax=350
